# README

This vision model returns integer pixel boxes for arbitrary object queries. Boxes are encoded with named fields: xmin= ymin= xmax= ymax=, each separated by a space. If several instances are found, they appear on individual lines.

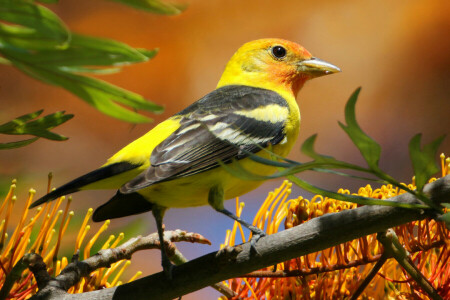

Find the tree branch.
xmin=29 ymin=175 xmax=449 ymax=300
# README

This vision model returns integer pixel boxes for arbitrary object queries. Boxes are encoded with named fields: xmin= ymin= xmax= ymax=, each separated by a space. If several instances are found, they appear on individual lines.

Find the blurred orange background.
xmin=1 ymin=0 xmax=449 ymax=298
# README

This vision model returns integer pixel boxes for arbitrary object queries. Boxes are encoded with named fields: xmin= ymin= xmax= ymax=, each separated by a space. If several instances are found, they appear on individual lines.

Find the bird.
xmin=29 ymin=38 xmax=340 ymax=277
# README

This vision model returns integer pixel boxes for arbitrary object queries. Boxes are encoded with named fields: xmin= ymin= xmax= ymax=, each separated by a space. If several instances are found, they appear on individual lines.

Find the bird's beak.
xmin=297 ymin=57 xmax=341 ymax=77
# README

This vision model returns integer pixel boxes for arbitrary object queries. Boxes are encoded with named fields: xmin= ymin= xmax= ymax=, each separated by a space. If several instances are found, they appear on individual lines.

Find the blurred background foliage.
xmin=0 ymin=0 xmax=171 ymax=135
xmin=0 ymin=0 xmax=449 ymax=299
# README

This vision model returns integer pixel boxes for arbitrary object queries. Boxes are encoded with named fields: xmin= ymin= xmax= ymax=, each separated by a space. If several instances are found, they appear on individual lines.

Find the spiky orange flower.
xmin=0 ymin=177 xmax=141 ymax=299
xmin=220 ymin=154 xmax=450 ymax=299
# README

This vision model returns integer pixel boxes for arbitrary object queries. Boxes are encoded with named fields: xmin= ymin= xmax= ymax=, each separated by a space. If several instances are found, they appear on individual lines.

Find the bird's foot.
xmin=248 ymin=226 xmax=266 ymax=255
xmin=248 ymin=226 xmax=276 ymax=270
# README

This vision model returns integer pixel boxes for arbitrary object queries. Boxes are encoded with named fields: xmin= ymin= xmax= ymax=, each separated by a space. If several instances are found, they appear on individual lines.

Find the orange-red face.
xmin=218 ymin=38 xmax=340 ymax=96
xmin=255 ymin=39 xmax=315 ymax=93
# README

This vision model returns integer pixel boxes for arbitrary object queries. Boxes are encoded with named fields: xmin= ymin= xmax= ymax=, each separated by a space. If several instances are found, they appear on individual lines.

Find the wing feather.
xmin=121 ymin=85 xmax=288 ymax=193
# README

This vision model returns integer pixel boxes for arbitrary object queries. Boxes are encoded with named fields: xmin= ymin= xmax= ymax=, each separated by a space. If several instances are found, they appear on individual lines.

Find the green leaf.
xmin=109 ymin=0 xmax=186 ymax=15
xmin=437 ymin=212 xmax=450 ymax=230
xmin=58 ymin=66 xmax=122 ymax=75
xmin=10 ymin=60 xmax=162 ymax=123
xmin=408 ymin=134 xmax=445 ymax=191
xmin=137 ymin=48 xmax=159 ymax=59
xmin=222 ymin=150 xmax=375 ymax=185
xmin=245 ymin=153 xmax=293 ymax=168
xmin=287 ymin=175 xmax=427 ymax=209
xmin=241 ymin=138 xmax=372 ymax=181
xmin=219 ymin=159 xmax=271 ymax=181
xmin=300 ymin=134 xmax=371 ymax=174
xmin=1 ymin=34 xmax=157 ymax=67
xmin=17 ymin=111 xmax=73 ymax=140
xmin=0 ymin=137 xmax=39 ymax=149
xmin=309 ymin=168 xmax=384 ymax=183
xmin=1 ymin=31 xmax=162 ymax=123
xmin=0 ymin=0 xmax=70 ymax=50
xmin=0 ymin=110 xmax=43 ymax=132
xmin=7 ymin=34 xmax=158 ymax=67
xmin=338 ymin=88 xmax=381 ymax=170
xmin=301 ymin=134 xmax=337 ymax=162
xmin=221 ymin=157 xmax=368 ymax=186
xmin=0 ymin=110 xmax=73 ymax=142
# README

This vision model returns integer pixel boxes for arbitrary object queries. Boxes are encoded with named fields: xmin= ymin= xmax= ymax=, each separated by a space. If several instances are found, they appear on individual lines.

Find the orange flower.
xmin=221 ymin=154 xmax=450 ymax=299
xmin=0 ymin=176 xmax=141 ymax=299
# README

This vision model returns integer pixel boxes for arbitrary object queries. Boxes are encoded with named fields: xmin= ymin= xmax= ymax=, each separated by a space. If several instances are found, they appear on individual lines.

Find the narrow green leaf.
xmin=58 ymin=69 xmax=163 ymax=115
xmin=109 ymin=0 xmax=186 ymax=15
xmin=2 ymin=34 xmax=157 ymax=67
xmin=246 ymin=151 xmax=374 ymax=181
xmin=219 ymin=160 xmax=271 ymax=181
xmin=0 ymin=110 xmax=72 ymax=141
xmin=301 ymin=134 xmax=336 ymax=162
xmin=437 ymin=212 xmax=450 ymax=229
xmin=0 ymin=0 xmax=70 ymax=50
xmin=287 ymin=175 xmax=428 ymax=209
xmin=25 ymin=111 xmax=73 ymax=129
xmin=17 ymin=111 xmax=73 ymax=140
xmin=409 ymin=134 xmax=445 ymax=191
xmin=0 ymin=137 xmax=39 ymax=149
xmin=223 ymin=152 xmax=375 ymax=185
xmin=0 ymin=110 xmax=43 ymax=133
xmin=10 ymin=60 xmax=163 ymax=123
xmin=309 ymin=168 xmax=384 ymax=183
xmin=246 ymin=154 xmax=293 ymax=168
xmin=338 ymin=88 xmax=381 ymax=169
xmin=58 ymin=66 xmax=122 ymax=75
xmin=27 ymin=130 xmax=68 ymax=141
xmin=137 ymin=48 xmax=159 ymax=59
xmin=299 ymin=134 xmax=371 ymax=174
xmin=221 ymin=157 xmax=370 ymax=186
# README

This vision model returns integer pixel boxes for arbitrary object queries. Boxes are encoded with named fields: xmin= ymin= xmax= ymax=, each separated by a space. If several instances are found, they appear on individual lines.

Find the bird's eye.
xmin=271 ymin=46 xmax=287 ymax=59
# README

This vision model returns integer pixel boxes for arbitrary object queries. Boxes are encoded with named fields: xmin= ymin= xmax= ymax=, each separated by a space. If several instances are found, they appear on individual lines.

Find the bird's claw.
xmin=248 ymin=227 xmax=275 ymax=270
xmin=249 ymin=225 xmax=266 ymax=237
xmin=249 ymin=226 xmax=266 ymax=255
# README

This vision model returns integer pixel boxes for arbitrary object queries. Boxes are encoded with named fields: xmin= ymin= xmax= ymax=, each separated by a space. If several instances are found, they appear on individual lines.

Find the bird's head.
xmin=217 ymin=38 xmax=340 ymax=98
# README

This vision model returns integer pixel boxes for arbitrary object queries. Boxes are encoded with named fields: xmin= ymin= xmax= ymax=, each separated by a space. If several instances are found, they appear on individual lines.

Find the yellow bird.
xmin=30 ymin=38 xmax=340 ymax=276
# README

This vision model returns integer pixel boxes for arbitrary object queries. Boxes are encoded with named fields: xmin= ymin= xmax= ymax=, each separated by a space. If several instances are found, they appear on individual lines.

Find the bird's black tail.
xmin=29 ymin=162 xmax=140 ymax=208
xmin=92 ymin=191 xmax=153 ymax=222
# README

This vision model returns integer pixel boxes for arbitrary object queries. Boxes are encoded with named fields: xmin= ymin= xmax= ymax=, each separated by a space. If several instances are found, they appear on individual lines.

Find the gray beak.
xmin=298 ymin=57 xmax=341 ymax=77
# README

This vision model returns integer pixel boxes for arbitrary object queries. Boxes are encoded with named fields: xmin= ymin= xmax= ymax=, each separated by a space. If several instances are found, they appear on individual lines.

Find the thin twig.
xmin=378 ymin=230 xmax=443 ymax=300
xmin=56 ymin=230 xmax=211 ymax=291
xmin=243 ymin=239 xmax=446 ymax=278
xmin=0 ymin=256 xmax=29 ymax=300
xmin=244 ymin=254 xmax=382 ymax=278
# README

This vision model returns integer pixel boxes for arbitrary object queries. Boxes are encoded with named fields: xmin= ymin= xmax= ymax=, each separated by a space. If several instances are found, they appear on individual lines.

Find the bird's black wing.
xmin=120 ymin=85 xmax=289 ymax=193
